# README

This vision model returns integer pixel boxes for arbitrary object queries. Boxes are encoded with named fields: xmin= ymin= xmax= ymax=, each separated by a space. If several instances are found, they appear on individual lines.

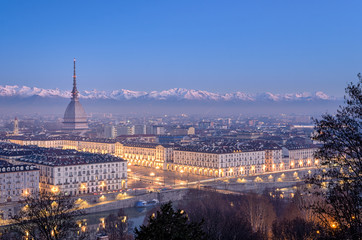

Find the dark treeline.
xmin=0 ymin=189 xmax=342 ymax=240
xmin=135 ymin=189 xmax=321 ymax=240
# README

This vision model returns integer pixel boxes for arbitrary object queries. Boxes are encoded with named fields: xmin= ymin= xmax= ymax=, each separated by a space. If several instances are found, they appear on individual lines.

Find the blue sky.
xmin=0 ymin=1 xmax=361 ymax=96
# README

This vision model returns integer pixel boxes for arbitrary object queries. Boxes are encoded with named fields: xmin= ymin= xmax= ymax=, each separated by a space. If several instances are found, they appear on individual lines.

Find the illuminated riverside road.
xmin=127 ymin=165 xmax=210 ymax=189
xmin=127 ymin=164 xmax=318 ymax=189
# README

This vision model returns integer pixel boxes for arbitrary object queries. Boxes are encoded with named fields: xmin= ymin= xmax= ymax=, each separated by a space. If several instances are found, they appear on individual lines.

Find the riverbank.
xmin=82 ymin=188 xmax=189 ymax=214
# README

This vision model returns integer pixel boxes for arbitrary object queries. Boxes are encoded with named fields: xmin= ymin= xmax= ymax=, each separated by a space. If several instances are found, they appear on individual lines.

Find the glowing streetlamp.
xmin=51 ymin=186 xmax=59 ymax=194
xmin=80 ymin=183 xmax=87 ymax=193
xmin=99 ymin=195 xmax=106 ymax=202
xmin=23 ymin=189 xmax=29 ymax=197
xmin=150 ymin=172 xmax=155 ymax=184
xmin=100 ymin=181 xmax=106 ymax=192
xmin=330 ymin=222 xmax=338 ymax=229
xmin=180 ymin=169 xmax=188 ymax=186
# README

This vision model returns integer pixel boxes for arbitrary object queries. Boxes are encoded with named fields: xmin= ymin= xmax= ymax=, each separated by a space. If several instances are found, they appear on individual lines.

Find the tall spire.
xmin=71 ymin=58 xmax=79 ymax=100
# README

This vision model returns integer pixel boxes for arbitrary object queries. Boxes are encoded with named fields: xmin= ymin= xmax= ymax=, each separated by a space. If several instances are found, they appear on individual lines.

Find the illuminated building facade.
xmin=15 ymin=151 xmax=127 ymax=196
xmin=0 ymin=161 xmax=39 ymax=220
xmin=115 ymin=142 xmax=173 ymax=169
xmin=78 ymin=140 xmax=115 ymax=154
xmin=265 ymin=148 xmax=283 ymax=172
xmin=0 ymin=162 xmax=39 ymax=204
xmin=171 ymin=147 xmax=266 ymax=177
xmin=283 ymin=145 xmax=319 ymax=169
xmin=8 ymin=137 xmax=319 ymax=178
xmin=9 ymin=138 xmax=115 ymax=154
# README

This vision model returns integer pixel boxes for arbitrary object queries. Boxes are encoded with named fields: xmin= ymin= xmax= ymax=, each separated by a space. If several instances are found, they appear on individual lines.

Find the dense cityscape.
xmin=0 ymin=79 xmax=328 ymax=238
xmin=0 ymin=59 xmax=360 ymax=239
xmin=0 ymin=1 xmax=361 ymax=240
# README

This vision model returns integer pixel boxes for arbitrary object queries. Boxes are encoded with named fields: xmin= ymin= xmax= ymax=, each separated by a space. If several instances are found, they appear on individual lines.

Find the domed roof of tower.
xmin=62 ymin=59 xmax=88 ymax=131
xmin=63 ymin=99 xmax=87 ymax=123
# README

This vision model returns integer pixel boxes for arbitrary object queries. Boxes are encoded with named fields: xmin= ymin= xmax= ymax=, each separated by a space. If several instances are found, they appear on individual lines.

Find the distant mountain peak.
xmin=0 ymin=85 xmax=335 ymax=102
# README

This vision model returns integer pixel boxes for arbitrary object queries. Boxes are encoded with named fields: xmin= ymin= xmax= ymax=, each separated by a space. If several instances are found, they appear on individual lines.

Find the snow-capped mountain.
xmin=0 ymin=85 xmax=335 ymax=102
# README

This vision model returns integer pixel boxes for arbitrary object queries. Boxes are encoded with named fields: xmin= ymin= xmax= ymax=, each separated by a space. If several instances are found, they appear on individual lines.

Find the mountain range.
xmin=0 ymin=85 xmax=335 ymax=102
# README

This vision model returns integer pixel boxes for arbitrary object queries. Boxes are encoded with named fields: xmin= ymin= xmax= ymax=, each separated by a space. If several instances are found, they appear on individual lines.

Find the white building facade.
xmin=282 ymin=145 xmax=319 ymax=169
xmin=16 ymin=154 xmax=127 ymax=196
xmin=0 ymin=163 xmax=39 ymax=221
xmin=115 ymin=142 xmax=173 ymax=169
xmin=171 ymin=149 xmax=266 ymax=177
xmin=0 ymin=164 xmax=39 ymax=203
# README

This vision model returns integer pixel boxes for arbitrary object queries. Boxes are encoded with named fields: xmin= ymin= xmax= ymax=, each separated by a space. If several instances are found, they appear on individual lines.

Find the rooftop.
xmin=0 ymin=160 xmax=38 ymax=173
xmin=18 ymin=152 xmax=125 ymax=167
xmin=0 ymin=142 xmax=126 ymax=167
xmin=285 ymin=144 xmax=319 ymax=150
xmin=175 ymin=140 xmax=271 ymax=154
xmin=121 ymin=141 xmax=173 ymax=149
xmin=7 ymin=136 xmax=117 ymax=143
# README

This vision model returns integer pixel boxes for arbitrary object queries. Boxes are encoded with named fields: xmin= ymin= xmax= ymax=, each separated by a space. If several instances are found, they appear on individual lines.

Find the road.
xmin=127 ymin=165 xmax=210 ymax=189
xmin=127 ymin=165 xmax=317 ymax=190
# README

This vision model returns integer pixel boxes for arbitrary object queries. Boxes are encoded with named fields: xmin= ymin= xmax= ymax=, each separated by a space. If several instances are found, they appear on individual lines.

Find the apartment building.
xmin=14 ymin=149 xmax=127 ymax=196
xmin=0 ymin=160 xmax=39 ymax=220
xmin=171 ymin=141 xmax=266 ymax=177
xmin=283 ymin=144 xmax=319 ymax=169
xmin=0 ymin=161 xmax=39 ymax=203
xmin=115 ymin=142 xmax=173 ymax=169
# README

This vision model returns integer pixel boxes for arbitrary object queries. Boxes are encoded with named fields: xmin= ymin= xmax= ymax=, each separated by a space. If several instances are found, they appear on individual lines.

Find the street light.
xmin=179 ymin=169 xmax=189 ymax=187
xmin=330 ymin=222 xmax=338 ymax=229
xmin=180 ymin=169 xmax=184 ymax=186
xmin=51 ymin=186 xmax=59 ymax=194
xmin=150 ymin=172 xmax=155 ymax=185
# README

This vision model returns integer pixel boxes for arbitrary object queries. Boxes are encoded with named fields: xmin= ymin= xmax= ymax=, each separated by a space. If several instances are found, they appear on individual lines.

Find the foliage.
xmin=4 ymin=192 xmax=86 ymax=240
xmin=306 ymin=75 xmax=362 ymax=239
xmin=134 ymin=201 xmax=206 ymax=240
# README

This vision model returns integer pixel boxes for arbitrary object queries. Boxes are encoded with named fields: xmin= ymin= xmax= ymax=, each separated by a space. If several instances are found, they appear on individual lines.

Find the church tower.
xmin=13 ymin=117 xmax=19 ymax=135
xmin=63 ymin=59 xmax=88 ymax=131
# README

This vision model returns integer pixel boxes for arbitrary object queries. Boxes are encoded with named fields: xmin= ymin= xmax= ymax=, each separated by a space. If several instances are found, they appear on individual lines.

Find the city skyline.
xmin=1 ymin=1 xmax=362 ymax=97
xmin=0 ymin=1 xmax=360 ymax=239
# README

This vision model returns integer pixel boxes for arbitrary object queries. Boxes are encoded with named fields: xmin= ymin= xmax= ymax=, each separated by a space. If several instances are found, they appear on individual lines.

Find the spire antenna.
xmin=72 ymin=58 xmax=79 ymax=99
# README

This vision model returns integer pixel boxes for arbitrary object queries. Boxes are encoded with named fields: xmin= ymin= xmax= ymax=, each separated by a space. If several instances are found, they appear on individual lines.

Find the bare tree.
xmin=182 ymin=190 xmax=265 ymax=240
xmin=272 ymin=218 xmax=318 ymax=240
xmin=242 ymin=193 xmax=276 ymax=237
xmin=101 ymin=209 xmax=132 ymax=240
xmin=6 ymin=193 xmax=87 ymax=240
